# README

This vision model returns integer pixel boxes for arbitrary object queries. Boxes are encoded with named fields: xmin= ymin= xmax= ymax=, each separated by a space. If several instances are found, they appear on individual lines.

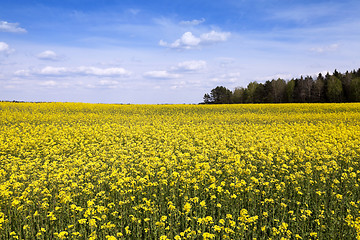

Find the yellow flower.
xmin=203 ymin=232 xmax=215 ymax=239
xmin=183 ymin=202 xmax=191 ymax=214
xmin=2 ymin=102 xmax=360 ymax=239
xmin=78 ymin=219 xmax=87 ymax=224
xmin=125 ymin=226 xmax=131 ymax=235
xmin=106 ymin=236 xmax=117 ymax=240
xmin=89 ymin=218 xmax=97 ymax=227
xmin=57 ymin=231 xmax=68 ymax=240
xmin=310 ymin=232 xmax=317 ymax=237
xmin=213 ymin=225 xmax=222 ymax=232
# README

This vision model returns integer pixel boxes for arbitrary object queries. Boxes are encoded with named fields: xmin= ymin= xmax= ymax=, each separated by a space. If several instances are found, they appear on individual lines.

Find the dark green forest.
xmin=203 ymin=68 xmax=360 ymax=104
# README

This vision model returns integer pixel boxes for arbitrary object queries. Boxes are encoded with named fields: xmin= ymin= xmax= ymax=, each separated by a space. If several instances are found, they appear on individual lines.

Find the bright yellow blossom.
xmin=1 ymin=102 xmax=360 ymax=239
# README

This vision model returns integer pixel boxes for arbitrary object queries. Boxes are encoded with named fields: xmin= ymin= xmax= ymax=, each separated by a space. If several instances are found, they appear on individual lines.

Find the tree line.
xmin=203 ymin=68 xmax=360 ymax=104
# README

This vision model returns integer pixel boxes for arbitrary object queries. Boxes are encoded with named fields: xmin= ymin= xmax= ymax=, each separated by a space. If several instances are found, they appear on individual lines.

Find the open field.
xmin=1 ymin=102 xmax=360 ymax=239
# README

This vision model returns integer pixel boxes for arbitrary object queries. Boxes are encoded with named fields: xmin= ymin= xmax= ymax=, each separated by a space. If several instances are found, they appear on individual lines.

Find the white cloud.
xmin=211 ymin=72 xmax=243 ymax=83
xmin=173 ymin=60 xmax=207 ymax=72
xmin=14 ymin=69 xmax=31 ymax=76
xmin=40 ymin=66 xmax=68 ymax=75
xmin=14 ymin=66 xmax=131 ymax=77
xmin=75 ymin=66 xmax=130 ymax=76
xmin=143 ymin=71 xmax=181 ymax=79
xmin=179 ymin=18 xmax=205 ymax=26
xmin=160 ymin=32 xmax=201 ymax=49
xmin=255 ymin=73 xmax=293 ymax=82
xmin=97 ymin=79 xmax=120 ymax=88
xmin=200 ymin=31 xmax=231 ymax=43
xmin=0 ymin=42 xmax=14 ymax=54
xmin=310 ymin=43 xmax=339 ymax=53
xmin=0 ymin=21 xmax=27 ymax=33
xmin=159 ymin=30 xmax=231 ymax=49
xmin=37 ymin=50 xmax=60 ymax=61
xmin=38 ymin=80 xmax=58 ymax=87
xmin=170 ymin=80 xmax=186 ymax=90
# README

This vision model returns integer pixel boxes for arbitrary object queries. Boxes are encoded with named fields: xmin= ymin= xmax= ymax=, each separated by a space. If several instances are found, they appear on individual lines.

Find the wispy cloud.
xmin=0 ymin=21 xmax=27 ymax=33
xmin=179 ymin=18 xmax=205 ymax=26
xmin=83 ymin=79 xmax=122 ymax=89
xmin=127 ymin=8 xmax=141 ymax=15
xmin=15 ymin=66 xmax=131 ymax=77
xmin=172 ymin=60 xmax=207 ymax=72
xmin=75 ymin=66 xmax=130 ymax=76
xmin=0 ymin=42 xmax=14 ymax=55
xmin=159 ymin=30 xmax=231 ymax=49
xmin=211 ymin=72 xmax=243 ymax=84
xmin=143 ymin=60 xmax=206 ymax=81
xmin=265 ymin=2 xmax=339 ymax=24
xmin=35 ymin=78 xmax=124 ymax=89
xmin=143 ymin=71 xmax=181 ymax=79
xmin=217 ymin=57 xmax=236 ymax=68
xmin=37 ymin=50 xmax=61 ymax=61
xmin=255 ymin=73 xmax=294 ymax=82
xmin=310 ymin=43 xmax=339 ymax=53
xmin=38 ymin=80 xmax=58 ymax=87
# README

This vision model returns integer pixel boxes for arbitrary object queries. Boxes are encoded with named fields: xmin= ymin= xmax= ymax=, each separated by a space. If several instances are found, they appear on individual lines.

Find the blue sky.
xmin=1 ymin=0 xmax=360 ymax=104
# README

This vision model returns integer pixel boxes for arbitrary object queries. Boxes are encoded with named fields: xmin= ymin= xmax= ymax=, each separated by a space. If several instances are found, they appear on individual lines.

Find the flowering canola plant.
xmin=0 ymin=102 xmax=360 ymax=240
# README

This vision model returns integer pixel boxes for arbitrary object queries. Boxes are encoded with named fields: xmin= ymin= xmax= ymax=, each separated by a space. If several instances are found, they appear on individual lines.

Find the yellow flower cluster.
xmin=0 ymin=102 xmax=360 ymax=239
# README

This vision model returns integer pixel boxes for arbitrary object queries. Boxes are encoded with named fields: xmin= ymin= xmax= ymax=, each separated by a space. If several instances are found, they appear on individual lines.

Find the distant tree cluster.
xmin=203 ymin=69 xmax=360 ymax=104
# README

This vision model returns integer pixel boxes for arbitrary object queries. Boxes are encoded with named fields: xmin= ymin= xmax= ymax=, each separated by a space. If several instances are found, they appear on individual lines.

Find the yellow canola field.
xmin=0 ymin=102 xmax=360 ymax=240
